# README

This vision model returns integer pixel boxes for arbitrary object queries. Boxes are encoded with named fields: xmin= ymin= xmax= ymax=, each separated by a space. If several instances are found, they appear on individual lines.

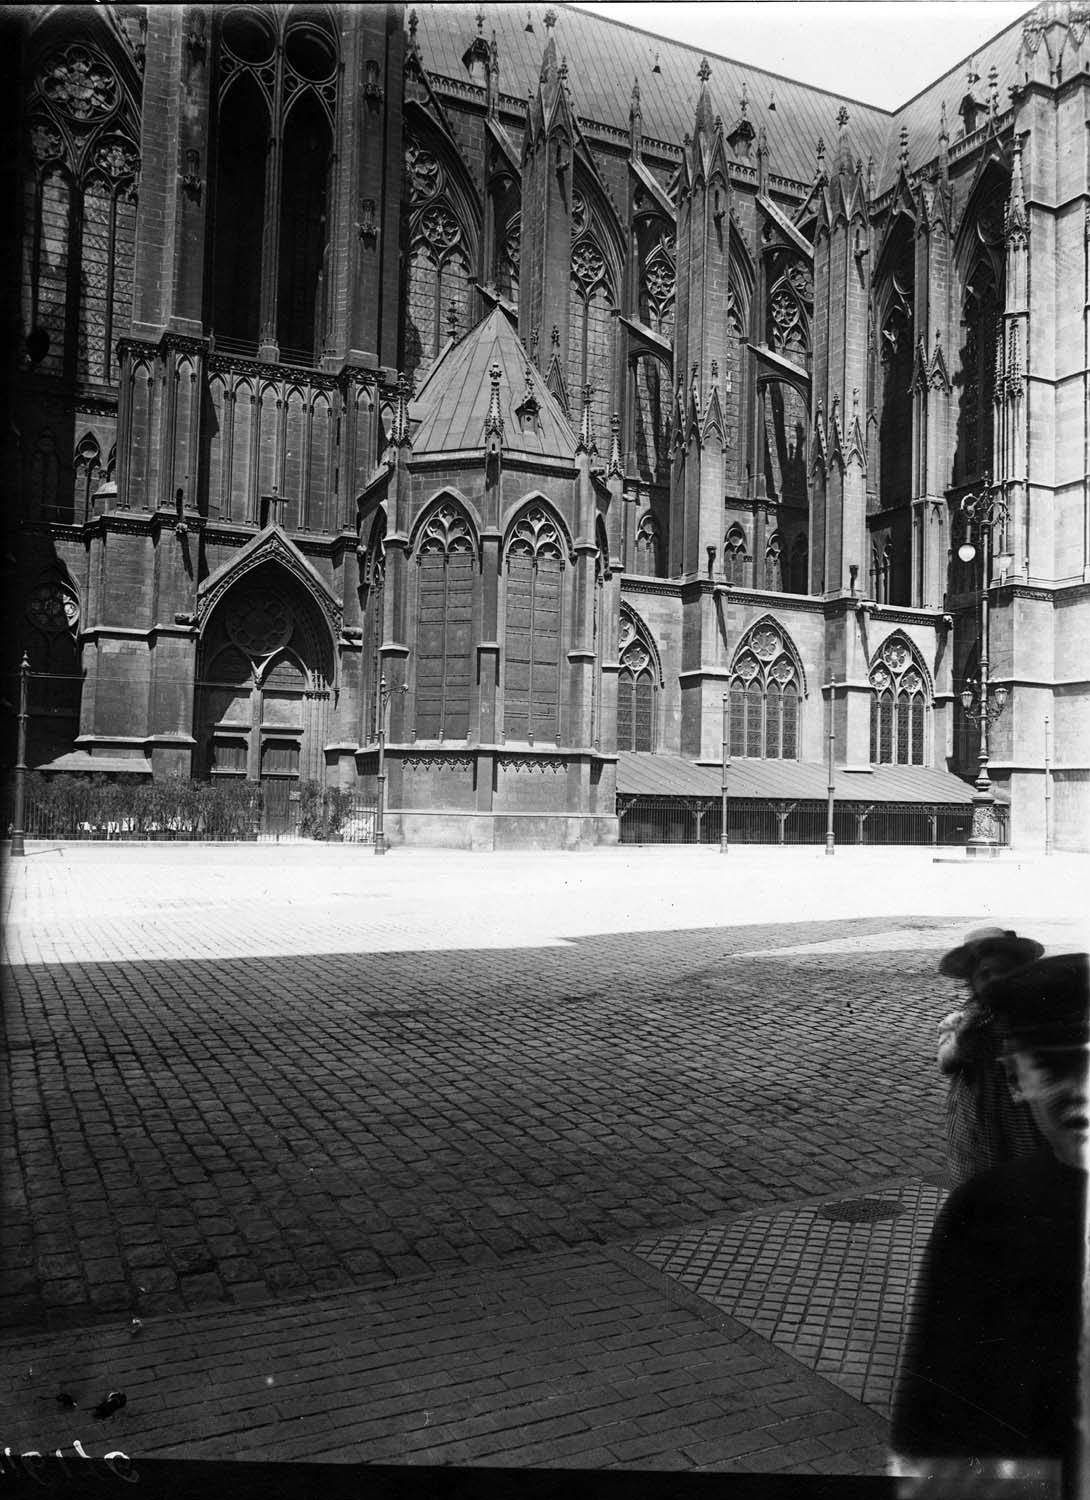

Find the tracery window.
xmin=868 ymin=634 xmax=928 ymax=765
xmin=877 ymin=230 xmax=914 ymax=511
xmin=569 ymin=212 xmax=615 ymax=449
xmin=633 ymin=511 xmax=663 ymax=576
xmin=22 ymin=40 xmax=139 ymax=394
xmin=640 ymin=229 xmax=676 ymax=340
xmin=760 ymin=379 xmax=809 ymax=507
xmin=504 ymin=506 xmax=565 ymax=743
xmin=724 ymin=524 xmax=747 ymax=585
xmin=414 ymin=503 xmax=476 ymax=741
xmin=403 ymin=136 xmax=474 ymax=377
xmin=959 ymin=253 xmax=1000 ymax=484
xmin=633 ymin=355 xmax=669 ymax=484
xmin=723 ymin=294 xmax=746 ymax=489
xmin=766 ymin=258 xmax=812 ymax=363
xmin=616 ymin=609 xmax=657 ymax=753
xmin=728 ymin=619 xmax=801 ymax=760
xmin=212 ymin=7 xmax=337 ymax=360
xmin=361 ymin=512 xmax=386 ymax=743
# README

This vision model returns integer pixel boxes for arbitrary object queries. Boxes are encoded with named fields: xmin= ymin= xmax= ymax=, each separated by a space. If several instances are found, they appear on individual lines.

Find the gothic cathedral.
xmin=7 ymin=3 xmax=1090 ymax=849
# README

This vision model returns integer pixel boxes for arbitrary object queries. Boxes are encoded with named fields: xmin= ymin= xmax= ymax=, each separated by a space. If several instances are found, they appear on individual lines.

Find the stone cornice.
xmin=858 ymin=604 xmax=948 ymax=626
xmin=715 ymin=586 xmax=828 ymax=614
xmin=206 ymin=353 xmax=341 ymax=391
xmin=88 ymin=511 xmax=156 ymax=537
xmin=21 ymin=521 xmax=83 ymax=541
xmin=621 ymin=577 xmax=682 ymax=597
xmin=409 ymin=452 xmax=578 ymax=479
xmin=199 ymin=521 xmax=356 ymax=556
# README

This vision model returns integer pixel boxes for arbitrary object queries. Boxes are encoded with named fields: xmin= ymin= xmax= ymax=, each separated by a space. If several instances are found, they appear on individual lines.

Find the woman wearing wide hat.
xmin=937 ymin=927 xmax=1045 ymax=1184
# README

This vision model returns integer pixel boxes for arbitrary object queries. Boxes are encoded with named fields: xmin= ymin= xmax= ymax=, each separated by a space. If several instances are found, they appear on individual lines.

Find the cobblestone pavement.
xmin=1 ymin=843 xmax=1085 ymax=1472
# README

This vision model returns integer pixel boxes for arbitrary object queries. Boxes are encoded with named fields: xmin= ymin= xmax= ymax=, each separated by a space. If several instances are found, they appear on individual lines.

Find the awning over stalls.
xmin=616 ymin=753 xmax=988 ymax=805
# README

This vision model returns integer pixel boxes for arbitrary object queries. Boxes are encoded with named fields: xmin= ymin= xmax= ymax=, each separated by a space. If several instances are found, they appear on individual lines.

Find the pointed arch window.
xmin=569 ymin=228 xmax=615 ymax=449
xmin=504 ymin=506 xmax=565 ymax=743
xmin=728 ymin=621 xmax=801 ymax=761
xmin=767 ymin=258 xmax=812 ymax=361
xmin=633 ymin=354 xmax=669 ymax=485
xmin=415 ymin=503 xmax=476 ymax=741
xmin=959 ymin=252 xmax=1000 ymax=483
xmin=404 ymin=134 xmax=475 ymax=378
xmin=212 ymin=7 xmax=337 ymax=359
xmin=634 ymin=511 xmax=663 ymax=576
xmin=878 ymin=232 xmax=914 ymax=509
xmin=361 ymin=512 xmax=386 ymax=743
xmin=21 ymin=42 xmax=140 ymax=391
xmin=724 ymin=524 xmax=748 ymax=585
xmin=616 ymin=611 xmax=657 ymax=753
xmin=869 ymin=635 xmax=928 ymax=765
xmin=788 ymin=534 xmax=808 ymax=594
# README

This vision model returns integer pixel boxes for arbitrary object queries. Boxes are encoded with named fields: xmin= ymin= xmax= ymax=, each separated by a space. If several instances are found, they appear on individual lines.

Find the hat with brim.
xmin=938 ymin=927 xmax=1044 ymax=980
xmin=982 ymin=953 xmax=1089 ymax=1048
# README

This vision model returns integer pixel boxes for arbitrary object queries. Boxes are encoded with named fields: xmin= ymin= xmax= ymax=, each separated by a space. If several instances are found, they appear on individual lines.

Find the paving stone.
xmin=3 ymin=844 xmax=1082 ymax=1471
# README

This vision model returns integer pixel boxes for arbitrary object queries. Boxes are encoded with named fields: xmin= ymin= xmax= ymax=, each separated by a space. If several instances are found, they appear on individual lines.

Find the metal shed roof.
xmin=616 ymin=752 xmax=979 ymax=804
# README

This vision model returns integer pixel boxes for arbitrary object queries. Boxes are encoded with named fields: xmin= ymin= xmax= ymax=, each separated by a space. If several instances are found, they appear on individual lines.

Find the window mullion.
xmin=527 ymin=555 xmax=537 ymax=735
xmin=439 ymin=550 xmax=449 ymax=738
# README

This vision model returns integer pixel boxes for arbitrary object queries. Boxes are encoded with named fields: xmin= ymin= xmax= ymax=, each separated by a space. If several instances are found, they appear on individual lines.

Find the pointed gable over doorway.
xmin=196 ymin=524 xmax=342 ymax=636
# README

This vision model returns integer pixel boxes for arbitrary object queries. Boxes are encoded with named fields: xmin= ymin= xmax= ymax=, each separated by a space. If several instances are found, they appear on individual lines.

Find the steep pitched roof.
xmin=409 ymin=307 xmax=578 ymax=461
xmin=883 ymin=13 xmax=1029 ymax=186
xmin=413 ymin=4 xmax=1032 ymax=197
xmin=414 ymin=2 xmax=892 ymax=188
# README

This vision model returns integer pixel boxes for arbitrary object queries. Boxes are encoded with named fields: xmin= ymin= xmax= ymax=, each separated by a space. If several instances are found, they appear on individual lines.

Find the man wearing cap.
xmin=892 ymin=953 xmax=1089 ymax=1469
xmin=937 ymin=926 xmax=1045 ymax=1184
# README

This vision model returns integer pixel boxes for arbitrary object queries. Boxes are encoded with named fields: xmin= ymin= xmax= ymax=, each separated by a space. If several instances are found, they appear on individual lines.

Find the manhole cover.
xmin=817 ymin=1198 xmax=906 ymax=1223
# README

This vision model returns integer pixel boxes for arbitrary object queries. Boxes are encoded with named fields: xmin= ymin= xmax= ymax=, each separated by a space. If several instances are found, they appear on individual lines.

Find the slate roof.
xmin=874 ymin=13 xmax=1030 ymax=189
xmin=413 ymin=2 xmax=1030 ymax=193
xmin=616 ymin=752 xmax=980 ymax=805
xmin=410 ymin=306 xmax=579 ymax=461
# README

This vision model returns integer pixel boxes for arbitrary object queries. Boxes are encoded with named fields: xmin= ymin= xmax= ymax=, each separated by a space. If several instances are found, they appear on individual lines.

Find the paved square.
xmin=1 ymin=843 xmax=1084 ymax=1472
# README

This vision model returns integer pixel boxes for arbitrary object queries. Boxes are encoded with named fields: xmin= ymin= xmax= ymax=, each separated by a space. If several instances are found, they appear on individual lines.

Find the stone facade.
xmin=6 ymin=2 xmax=1089 ymax=850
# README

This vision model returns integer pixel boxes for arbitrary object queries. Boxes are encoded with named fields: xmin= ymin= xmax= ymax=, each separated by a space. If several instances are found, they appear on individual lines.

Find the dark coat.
xmin=891 ymin=1152 xmax=1086 ymax=1459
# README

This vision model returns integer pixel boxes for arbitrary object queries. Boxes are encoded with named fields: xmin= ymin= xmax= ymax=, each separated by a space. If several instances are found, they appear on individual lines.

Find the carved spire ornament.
xmin=485 ymin=360 xmax=504 ymax=438
xmin=607 ymin=412 xmax=623 ymax=477
xmin=577 ymin=381 xmax=596 ymax=455
xmin=393 ymin=373 xmax=411 ymax=448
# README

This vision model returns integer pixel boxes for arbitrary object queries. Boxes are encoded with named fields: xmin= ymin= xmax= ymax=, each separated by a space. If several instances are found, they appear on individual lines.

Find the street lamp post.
xmin=10 ymin=654 xmax=30 ymax=858
xmin=957 ymin=478 xmax=1013 ymax=857
xmin=720 ymin=693 xmax=729 ymax=854
xmin=824 ymin=678 xmax=836 ymax=857
xmin=373 ymin=675 xmax=406 ymax=857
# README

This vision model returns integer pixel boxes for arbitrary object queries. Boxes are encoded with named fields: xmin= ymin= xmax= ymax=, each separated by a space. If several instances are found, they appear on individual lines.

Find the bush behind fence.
xmin=2 ymin=775 xmax=376 ymax=843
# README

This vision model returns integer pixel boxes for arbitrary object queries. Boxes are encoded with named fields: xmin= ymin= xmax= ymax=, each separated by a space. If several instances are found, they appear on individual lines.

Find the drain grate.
xmin=817 ymin=1198 xmax=907 ymax=1223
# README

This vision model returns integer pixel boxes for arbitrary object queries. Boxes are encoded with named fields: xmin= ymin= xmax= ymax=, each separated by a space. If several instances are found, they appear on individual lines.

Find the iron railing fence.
xmin=617 ymin=796 xmax=998 ymax=848
xmin=1 ymin=776 xmax=377 ymax=844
